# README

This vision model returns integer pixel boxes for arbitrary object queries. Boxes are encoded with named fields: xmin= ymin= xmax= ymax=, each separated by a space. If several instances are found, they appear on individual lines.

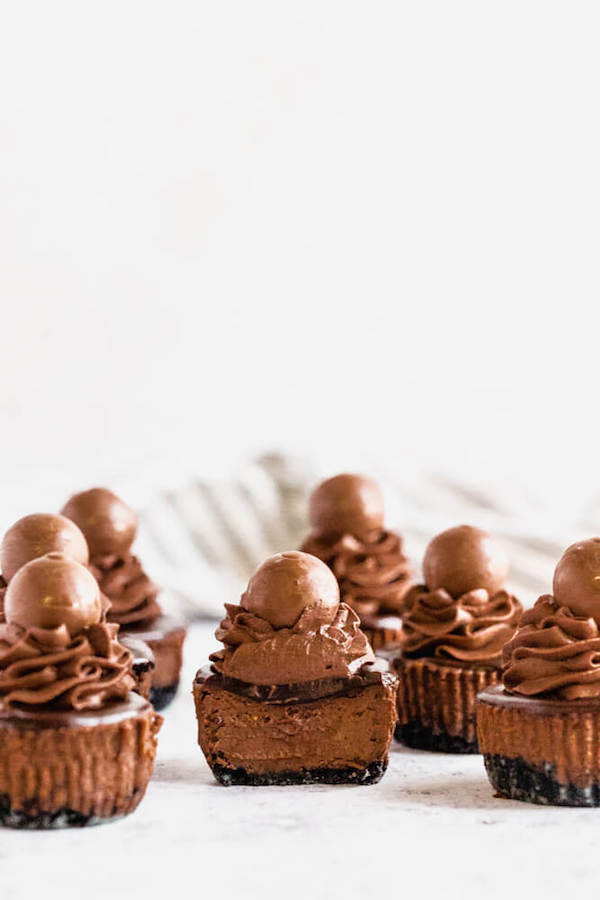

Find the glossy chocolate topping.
xmin=401 ymin=584 xmax=522 ymax=663
xmin=61 ymin=488 xmax=138 ymax=557
xmin=553 ymin=538 xmax=600 ymax=620
xmin=5 ymin=554 xmax=102 ymax=633
xmin=242 ymin=551 xmax=339 ymax=628
xmin=1 ymin=513 xmax=89 ymax=583
xmin=302 ymin=530 xmax=412 ymax=616
xmin=423 ymin=525 xmax=509 ymax=598
xmin=90 ymin=553 xmax=161 ymax=627
xmin=0 ymin=555 xmax=134 ymax=711
xmin=503 ymin=595 xmax=600 ymax=700
xmin=308 ymin=474 xmax=384 ymax=541
xmin=211 ymin=550 xmax=375 ymax=685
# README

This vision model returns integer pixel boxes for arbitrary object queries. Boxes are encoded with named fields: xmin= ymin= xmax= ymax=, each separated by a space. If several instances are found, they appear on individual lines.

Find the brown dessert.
xmin=0 ymin=553 xmax=161 ymax=827
xmin=393 ymin=525 xmax=521 ymax=752
xmin=301 ymin=474 xmax=413 ymax=650
xmin=478 ymin=538 xmax=600 ymax=805
xmin=62 ymin=488 xmax=186 ymax=710
xmin=194 ymin=550 xmax=398 ymax=785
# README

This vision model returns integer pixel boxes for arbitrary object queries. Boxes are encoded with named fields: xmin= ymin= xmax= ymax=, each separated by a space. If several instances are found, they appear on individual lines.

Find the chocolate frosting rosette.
xmin=393 ymin=524 xmax=521 ymax=753
xmin=0 ymin=552 xmax=161 ymax=828
xmin=301 ymin=474 xmax=413 ymax=650
xmin=401 ymin=586 xmax=521 ymax=664
xmin=194 ymin=550 xmax=399 ymax=786
xmin=502 ymin=597 xmax=600 ymax=699
xmin=478 ymin=538 xmax=600 ymax=806
xmin=61 ymin=488 xmax=186 ymax=710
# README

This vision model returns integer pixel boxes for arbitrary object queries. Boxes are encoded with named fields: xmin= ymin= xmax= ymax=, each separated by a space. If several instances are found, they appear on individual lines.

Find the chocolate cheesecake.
xmin=0 ymin=553 xmax=161 ymax=827
xmin=194 ymin=550 xmax=398 ymax=785
xmin=301 ymin=474 xmax=413 ymax=651
xmin=478 ymin=538 xmax=600 ymax=805
xmin=62 ymin=488 xmax=186 ymax=710
xmin=394 ymin=525 xmax=522 ymax=752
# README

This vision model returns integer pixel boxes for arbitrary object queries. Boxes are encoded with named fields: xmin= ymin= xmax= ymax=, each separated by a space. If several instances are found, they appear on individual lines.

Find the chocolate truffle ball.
xmin=423 ymin=525 xmax=509 ymax=598
xmin=1 ymin=513 xmax=89 ymax=583
xmin=553 ymin=538 xmax=600 ymax=620
xmin=242 ymin=551 xmax=340 ymax=628
xmin=309 ymin=474 xmax=385 ymax=540
xmin=4 ymin=553 xmax=102 ymax=634
xmin=61 ymin=488 xmax=138 ymax=557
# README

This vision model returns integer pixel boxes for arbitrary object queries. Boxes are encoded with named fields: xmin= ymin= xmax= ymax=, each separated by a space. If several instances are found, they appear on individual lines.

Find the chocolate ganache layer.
xmin=90 ymin=553 xmax=162 ymax=627
xmin=302 ymin=531 xmax=412 ymax=616
xmin=210 ymin=599 xmax=374 ymax=685
xmin=0 ymin=621 xmax=134 ymax=710
xmin=401 ymin=584 xmax=522 ymax=663
xmin=503 ymin=595 xmax=600 ymax=699
xmin=200 ymin=657 xmax=393 ymax=704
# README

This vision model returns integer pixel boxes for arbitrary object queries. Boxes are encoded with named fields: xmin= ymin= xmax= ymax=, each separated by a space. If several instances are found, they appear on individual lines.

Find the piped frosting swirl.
xmin=503 ymin=595 xmax=600 ymax=699
xmin=210 ymin=601 xmax=374 ymax=685
xmin=0 ymin=621 xmax=134 ymax=710
xmin=301 ymin=530 xmax=412 ymax=616
xmin=90 ymin=553 xmax=162 ymax=627
xmin=401 ymin=585 xmax=522 ymax=663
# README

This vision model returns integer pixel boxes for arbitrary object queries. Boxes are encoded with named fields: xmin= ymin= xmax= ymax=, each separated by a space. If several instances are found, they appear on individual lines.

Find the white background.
xmin=1 ymin=1 xmax=599 ymax=522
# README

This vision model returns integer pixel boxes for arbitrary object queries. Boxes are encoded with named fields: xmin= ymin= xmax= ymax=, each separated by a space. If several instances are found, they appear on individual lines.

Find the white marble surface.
xmin=2 ymin=622 xmax=599 ymax=900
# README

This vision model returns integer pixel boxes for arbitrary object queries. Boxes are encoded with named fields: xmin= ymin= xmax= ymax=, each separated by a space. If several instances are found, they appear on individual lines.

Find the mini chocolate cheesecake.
xmin=194 ymin=551 xmax=398 ymax=785
xmin=0 ymin=553 xmax=161 ymax=827
xmin=394 ymin=525 xmax=521 ymax=753
xmin=478 ymin=538 xmax=600 ymax=806
xmin=62 ymin=488 xmax=187 ymax=710
xmin=301 ymin=474 xmax=412 ymax=651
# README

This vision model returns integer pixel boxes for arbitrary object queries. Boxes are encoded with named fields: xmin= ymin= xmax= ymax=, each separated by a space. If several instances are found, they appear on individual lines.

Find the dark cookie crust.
xmin=0 ymin=793 xmax=139 ymax=829
xmin=150 ymin=681 xmax=179 ymax=711
xmin=483 ymin=754 xmax=600 ymax=807
xmin=394 ymin=721 xmax=479 ymax=754
xmin=211 ymin=759 xmax=387 ymax=786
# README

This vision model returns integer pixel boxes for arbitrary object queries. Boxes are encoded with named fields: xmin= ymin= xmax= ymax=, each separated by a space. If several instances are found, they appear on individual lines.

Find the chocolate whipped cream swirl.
xmin=0 ymin=621 xmax=135 ymax=710
xmin=503 ymin=595 xmax=600 ymax=699
xmin=90 ymin=554 xmax=162 ymax=627
xmin=210 ymin=602 xmax=375 ymax=685
xmin=302 ymin=531 xmax=412 ymax=616
xmin=401 ymin=585 xmax=522 ymax=663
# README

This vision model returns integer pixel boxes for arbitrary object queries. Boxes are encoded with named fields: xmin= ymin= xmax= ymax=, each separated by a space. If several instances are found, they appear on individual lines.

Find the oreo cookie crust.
xmin=483 ymin=754 xmax=600 ymax=807
xmin=212 ymin=760 xmax=387 ymax=787
xmin=150 ymin=681 xmax=179 ymax=711
xmin=394 ymin=721 xmax=478 ymax=754
xmin=0 ymin=794 xmax=140 ymax=829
